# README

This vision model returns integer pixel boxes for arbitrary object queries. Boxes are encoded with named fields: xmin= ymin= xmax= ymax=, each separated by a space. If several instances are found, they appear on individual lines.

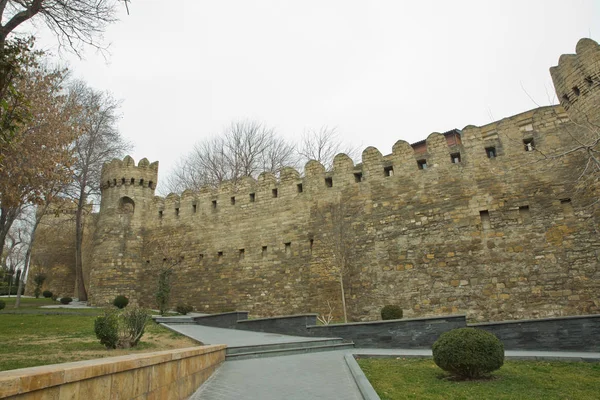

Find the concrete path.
xmin=174 ymin=324 xmax=600 ymax=399
xmin=164 ymin=323 xmax=334 ymax=347
xmin=189 ymin=350 xmax=363 ymax=400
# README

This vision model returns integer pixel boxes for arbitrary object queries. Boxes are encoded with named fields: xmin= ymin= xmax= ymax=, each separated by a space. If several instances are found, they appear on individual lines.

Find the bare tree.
xmin=314 ymin=200 xmax=362 ymax=323
xmin=0 ymin=0 xmax=126 ymax=54
xmin=164 ymin=120 xmax=297 ymax=194
xmin=298 ymin=126 xmax=360 ymax=170
xmin=65 ymin=80 xmax=131 ymax=301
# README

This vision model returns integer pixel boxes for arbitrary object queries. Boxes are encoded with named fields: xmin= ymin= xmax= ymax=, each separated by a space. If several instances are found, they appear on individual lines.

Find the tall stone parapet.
xmin=550 ymin=38 xmax=600 ymax=126
xmin=88 ymin=156 xmax=159 ymax=305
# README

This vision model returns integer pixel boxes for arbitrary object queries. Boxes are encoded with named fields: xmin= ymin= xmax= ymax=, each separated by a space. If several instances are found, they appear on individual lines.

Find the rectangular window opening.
xmin=284 ymin=242 xmax=291 ymax=256
xmin=192 ymin=204 xmax=197 ymax=213
xmin=272 ymin=188 xmax=278 ymax=198
xmin=354 ymin=172 xmax=363 ymax=183
xmin=417 ymin=159 xmax=428 ymax=170
xmin=262 ymin=246 xmax=267 ymax=258
xmin=485 ymin=147 xmax=496 ymax=159
xmin=158 ymin=210 xmax=163 ymax=219
xmin=297 ymin=183 xmax=303 ymax=193
xmin=175 ymin=207 xmax=180 ymax=217
xmin=325 ymin=177 xmax=333 ymax=188
xmin=519 ymin=205 xmax=530 ymax=223
xmin=523 ymin=138 xmax=535 ymax=152
xmin=239 ymin=249 xmax=245 ymax=260
xmin=561 ymin=198 xmax=573 ymax=216
xmin=451 ymin=153 xmax=461 ymax=164
xmin=212 ymin=200 xmax=217 ymax=209
xmin=249 ymin=193 xmax=256 ymax=202
xmin=479 ymin=210 xmax=490 ymax=230
xmin=309 ymin=239 xmax=314 ymax=255
xmin=383 ymin=165 xmax=394 ymax=177
xmin=231 ymin=196 xmax=236 ymax=205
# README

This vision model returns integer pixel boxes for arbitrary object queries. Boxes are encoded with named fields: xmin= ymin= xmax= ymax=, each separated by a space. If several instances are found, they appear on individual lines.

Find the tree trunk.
xmin=75 ymin=191 xmax=88 ymax=301
xmin=339 ymin=272 xmax=348 ymax=323
xmin=0 ymin=206 xmax=18 ymax=263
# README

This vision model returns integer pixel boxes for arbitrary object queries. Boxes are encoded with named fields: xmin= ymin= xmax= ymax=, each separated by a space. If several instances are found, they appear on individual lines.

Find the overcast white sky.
xmin=27 ymin=0 xmax=600 ymax=193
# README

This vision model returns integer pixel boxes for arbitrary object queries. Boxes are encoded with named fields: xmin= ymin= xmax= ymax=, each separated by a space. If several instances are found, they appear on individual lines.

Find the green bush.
xmin=0 ymin=286 xmax=24 ymax=296
xmin=122 ymin=306 xmax=149 ymax=348
xmin=0 ymin=300 xmax=5 ymax=310
xmin=381 ymin=305 xmax=403 ymax=320
xmin=432 ymin=327 xmax=504 ymax=379
xmin=113 ymin=295 xmax=129 ymax=309
xmin=94 ymin=307 xmax=149 ymax=349
xmin=175 ymin=304 xmax=193 ymax=315
xmin=42 ymin=290 xmax=53 ymax=298
xmin=33 ymin=274 xmax=46 ymax=298
xmin=94 ymin=309 xmax=120 ymax=349
xmin=60 ymin=297 xmax=73 ymax=305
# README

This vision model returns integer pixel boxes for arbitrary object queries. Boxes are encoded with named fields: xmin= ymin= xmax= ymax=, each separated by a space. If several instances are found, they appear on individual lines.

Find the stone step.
xmin=226 ymin=342 xmax=355 ymax=361
xmin=226 ymin=338 xmax=347 ymax=355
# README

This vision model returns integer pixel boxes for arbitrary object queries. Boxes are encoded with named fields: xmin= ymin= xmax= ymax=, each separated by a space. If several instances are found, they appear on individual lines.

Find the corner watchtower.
xmin=88 ymin=156 xmax=159 ymax=306
xmin=99 ymin=155 xmax=159 ymax=216
xmin=550 ymin=38 xmax=600 ymax=126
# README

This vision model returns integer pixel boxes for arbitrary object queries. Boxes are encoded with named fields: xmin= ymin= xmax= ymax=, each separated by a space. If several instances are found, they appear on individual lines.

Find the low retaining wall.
xmin=470 ymin=314 xmax=600 ymax=352
xmin=237 ymin=314 xmax=318 ymax=336
xmin=307 ymin=315 xmax=467 ymax=348
xmin=0 ymin=345 xmax=226 ymax=400
xmin=193 ymin=311 xmax=249 ymax=329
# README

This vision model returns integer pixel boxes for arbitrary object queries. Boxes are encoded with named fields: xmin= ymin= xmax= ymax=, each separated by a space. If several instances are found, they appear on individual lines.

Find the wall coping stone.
xmin=0 ymin=345 xmax=226 ymax=399
xmin=469 ymin=314 xmax=600 ymax=327
xmin=306 ymin=314 xmax=466 ymax=328
xmin=236 ymin=313 xmax=319 ymax=323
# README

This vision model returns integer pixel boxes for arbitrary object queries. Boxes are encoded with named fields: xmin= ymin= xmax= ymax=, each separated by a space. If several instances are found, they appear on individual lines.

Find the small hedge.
xmin=0 ymin=286 xmax=24 ymax=296
xmin=432 ymin=327 xmax=504 ymax=379
xmin=113 ymin=295 xmax=129 ymax=309
xmin=175 ymin=304 xmax=193 ymax=315
xmin=0 ymin=300 xmax=5 ymax=310
xmin=60 ymin=297 xmax=73 ymax=305
xmin=43 ymin=290 xmax=53 ymax=298
xmin=381 ymin=305 xmax=403 ymax=320
xmin=94 ymin=307 xmax=149 ymax=349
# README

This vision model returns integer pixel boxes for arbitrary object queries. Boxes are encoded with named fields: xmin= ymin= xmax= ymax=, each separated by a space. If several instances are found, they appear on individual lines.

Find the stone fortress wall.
xmin=50 ymin=39 xmax=600 ymax=322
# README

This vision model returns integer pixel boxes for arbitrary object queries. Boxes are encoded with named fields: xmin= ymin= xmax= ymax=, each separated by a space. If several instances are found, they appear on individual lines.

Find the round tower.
xmin=88 ymin=155 xmax=159 ymax=305
xmin=550 ymin=38 xmax=600 ymax=126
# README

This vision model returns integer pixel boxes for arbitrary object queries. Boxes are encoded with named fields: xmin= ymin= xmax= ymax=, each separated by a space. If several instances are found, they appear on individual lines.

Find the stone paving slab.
xmin=163 ymin=323 xmax=333 ymax=347
xmin=189 ymin=350 xmax=363 ymax=400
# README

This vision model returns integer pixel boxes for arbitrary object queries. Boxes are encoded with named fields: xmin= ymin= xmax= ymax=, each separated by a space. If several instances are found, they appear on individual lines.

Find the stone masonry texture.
xmin=32 ymin=38 xmax=600 ymax=323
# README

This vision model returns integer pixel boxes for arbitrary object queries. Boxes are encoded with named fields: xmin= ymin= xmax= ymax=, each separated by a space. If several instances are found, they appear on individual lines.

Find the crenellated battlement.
xmin=550 ymin=38 xmax=600 ymax=124
xmin=100 ymin=155 xmax=159 ymax=190
xmin=151 ymin=104 xmax=569 ymax=222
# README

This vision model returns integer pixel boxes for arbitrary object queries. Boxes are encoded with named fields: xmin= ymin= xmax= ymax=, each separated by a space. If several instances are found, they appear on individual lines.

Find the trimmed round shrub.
xmin=113 ymin=295 xmax=129 ymax=309
xmin=0 ymin=300 xmax=5 ymax=310
xmin=176 ymin=304 xmax=193 ymax=315
xmin=432 ymin=327 xmax=504 ymax=379
xmin=43 ymin=290 xmax=53 ymax=298
xmin=381 ymin=305 xmax=403 ymax=320
xmin=60 ymin=297 xmax=73 ymax=305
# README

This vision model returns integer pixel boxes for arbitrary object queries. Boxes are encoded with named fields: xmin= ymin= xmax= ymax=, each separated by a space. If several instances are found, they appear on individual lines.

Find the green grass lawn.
xmin=357 ymin=358 xmax=600 ymax=400
xmin=0 ymin=298 xmax=200 ymax=371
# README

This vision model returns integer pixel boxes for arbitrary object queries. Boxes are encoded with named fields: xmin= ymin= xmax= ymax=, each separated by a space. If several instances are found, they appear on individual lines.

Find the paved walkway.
xmin=170 ymin=323 xmax=600 ymax=400
xmin=164 ymin=323 xmax=333 ymax=347
xmin=190 ymin=350 xmax=363 ymax=400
